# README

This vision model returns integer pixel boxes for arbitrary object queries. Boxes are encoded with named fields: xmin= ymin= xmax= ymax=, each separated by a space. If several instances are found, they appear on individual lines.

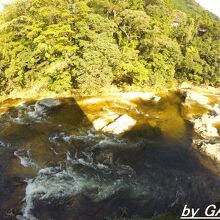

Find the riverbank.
xmin=0 ymin=81 xmax=217 ymax=104
xmin=181 ymin=88 xmax=220 ymax=163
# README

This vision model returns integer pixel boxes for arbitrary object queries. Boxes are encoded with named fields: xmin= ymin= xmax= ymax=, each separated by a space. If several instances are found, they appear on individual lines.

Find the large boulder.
xmin=34 ymin=98 xmax=63 ymax=116
xmin=185 ymin=90 xmax=220 ymax=162
xmin=92 ymin=113 xmax=119 ymax=131
xmin=193 ymin=114 xmax=220 ymax=138
xmin=213 ymin=103 xmax=220 ymax=115
xmin=36 ymin=98 xmax=62 ymax=109
xmin=102 ymin=114 xmax=136 ymax=135
xmin=184 ymin=91 xmax=210 ymax=106
xmin=180 ymin=82 xmax=192 ymax=89
xmin=93 ymin=113 xmax=136 ymax=135
xmin=200 ymin=142 xmax=220 ymax=162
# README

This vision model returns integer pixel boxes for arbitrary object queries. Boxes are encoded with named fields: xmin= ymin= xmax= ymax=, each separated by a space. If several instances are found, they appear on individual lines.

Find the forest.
xmin=0 ymin=0 xmax=219 ymax=95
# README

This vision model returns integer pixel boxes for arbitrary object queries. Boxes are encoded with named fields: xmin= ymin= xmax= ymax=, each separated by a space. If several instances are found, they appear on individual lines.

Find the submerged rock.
xmin=95 ymin=150 xmax=114 ymax=166
xmin=115 ymin=92 xmax=156 ymax=101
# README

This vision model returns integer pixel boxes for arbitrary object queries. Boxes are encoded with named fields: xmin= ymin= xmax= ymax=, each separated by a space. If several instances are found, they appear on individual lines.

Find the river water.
xmin=0 ymin=93 xmax=220 ymax=220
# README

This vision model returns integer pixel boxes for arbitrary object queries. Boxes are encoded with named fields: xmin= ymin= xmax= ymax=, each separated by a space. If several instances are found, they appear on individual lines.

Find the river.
xmin=0 ymin=92 xmax=220 ymax=220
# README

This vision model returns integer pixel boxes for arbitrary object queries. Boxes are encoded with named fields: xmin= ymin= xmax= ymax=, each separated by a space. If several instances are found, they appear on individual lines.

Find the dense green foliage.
xmin=0 ymin=0 xmax=219 ymax=94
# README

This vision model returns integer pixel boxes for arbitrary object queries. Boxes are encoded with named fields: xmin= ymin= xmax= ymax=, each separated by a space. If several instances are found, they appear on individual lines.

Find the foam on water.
xmin=0 ymin=102 xmax=48 ymax=125
xmin=20 ymin=140 xmax=137 ymax=219
xmin=67 ymin=151 xmax=111 ymax=173
xmin=0 ymin=140 xmax=12 ymax=148
xmin=0 ymin=140 xmax=7 ymax=148
xmin=22 ymin=165 xmax=127 ymax=219
xmin=49 ymin=132 xmax=72 ymax=146
xmin=14 ymin=149 xmax=38 ymax=168
xmin=26 ymin=103 xmax=47 ymax=121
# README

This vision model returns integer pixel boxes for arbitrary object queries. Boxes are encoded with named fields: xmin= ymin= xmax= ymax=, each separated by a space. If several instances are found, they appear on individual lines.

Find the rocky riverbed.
xmin=181 ymin=88 xmax=220 ymax=163
xmin=0 ymin=89 xmax=220 ymax=220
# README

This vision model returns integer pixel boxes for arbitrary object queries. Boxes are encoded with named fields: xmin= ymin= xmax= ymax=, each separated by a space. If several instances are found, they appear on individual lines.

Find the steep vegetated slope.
xmin=0 ymin=0 xmax=219 ymax=94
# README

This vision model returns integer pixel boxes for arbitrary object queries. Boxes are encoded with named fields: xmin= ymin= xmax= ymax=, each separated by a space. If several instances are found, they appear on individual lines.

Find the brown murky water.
xmin=0 ymin=93 xmax=220 ymax=220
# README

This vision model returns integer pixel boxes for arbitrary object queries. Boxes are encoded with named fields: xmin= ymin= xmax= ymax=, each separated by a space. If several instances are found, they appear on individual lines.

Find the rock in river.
xmin=34 ymin=98 xmax=63 ymax=115
xmin=193 ymin=114 xmax=220 ymax=138
xmin=200 ymin=142 xmax=220 ymax=162
xmin=93 ymin=113 xmax=120 ymax=131
xmin=183 ymin=89 xmax=220 ymax=162
xmin=93 ymin=114 xmax=136 ymax=135
xmin=36 ymin=98 xmax=62 ymax=109
xmin=102 ymin=114 xmax=136 ymax=135
xmin=183 ymin=90 xmax=210 ymax=107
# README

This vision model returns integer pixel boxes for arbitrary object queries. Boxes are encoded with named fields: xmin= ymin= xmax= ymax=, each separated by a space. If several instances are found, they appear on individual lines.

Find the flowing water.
xmin=0 ymin=93 xmax=220 ymax=220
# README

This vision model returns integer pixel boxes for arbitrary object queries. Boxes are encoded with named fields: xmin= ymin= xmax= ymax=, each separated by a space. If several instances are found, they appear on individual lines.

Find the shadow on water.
xmin=0 ymin=98 xmax=92 ymax=219
xmin=0 ymin=94 xmax=220 ymax=220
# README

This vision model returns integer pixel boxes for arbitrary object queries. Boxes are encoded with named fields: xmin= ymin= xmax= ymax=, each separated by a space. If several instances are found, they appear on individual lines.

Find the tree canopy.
xmin=0 ymin=0 xmax=219 ymax=94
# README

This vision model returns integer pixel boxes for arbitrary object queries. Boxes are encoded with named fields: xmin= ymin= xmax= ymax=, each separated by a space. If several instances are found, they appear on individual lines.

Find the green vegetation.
xmin=0 ymin=0 xmax=219 ymax=95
